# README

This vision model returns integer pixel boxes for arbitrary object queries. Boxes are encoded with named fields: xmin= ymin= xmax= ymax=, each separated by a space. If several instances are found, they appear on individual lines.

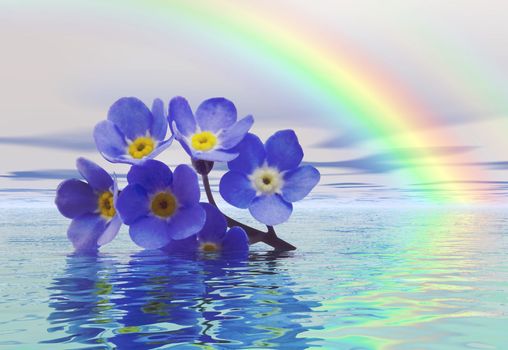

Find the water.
xmin=1 ymin=205 xmax=508 ymax=349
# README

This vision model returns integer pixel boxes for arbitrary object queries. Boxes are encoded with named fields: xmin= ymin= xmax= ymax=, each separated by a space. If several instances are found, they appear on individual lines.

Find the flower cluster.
xmin=55 ymin=97 xmax=320 ymax=253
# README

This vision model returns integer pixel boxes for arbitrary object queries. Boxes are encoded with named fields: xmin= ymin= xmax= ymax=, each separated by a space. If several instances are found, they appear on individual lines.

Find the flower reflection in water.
xmin=44 ymin=252 xmax=120 ymax=347
xmin=44 ymin=250 xmax=321 ymax=349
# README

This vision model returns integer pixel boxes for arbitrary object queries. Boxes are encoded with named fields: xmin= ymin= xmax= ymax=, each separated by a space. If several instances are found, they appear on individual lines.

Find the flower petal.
xmin=221 ymin=227 xmax=249 ymax=252
xmin=193 ymin=150 xmax=238 ymax=162
xmin=218 ymin=115 xmax=254 ymax=150
xmin=160 ymin=235 xmax=199 ymax=253
xmin=100 ymin=153 xmax=138 ymax=165
xmin=116 ymin=184 xmax=150 ymax=225
xmin=195 ymin=97 xmax=237 ymax=132
xmin=108 ymin=97 xmax=153 ymax=140
xmin=172 ymin=122 xmax=193 ymax=158
xmin=265 ymin=130 xmax=303 ymax=171
xmin=76 ymin=157 xmax=113 ymax=192
xmin=249 ymin=194 xmax=293 ymax=226
xmin=93 ymin=120 xmax=128 ymax=161
xmin=171 ymin=164 xmax=200 ymax=207
xmin=127 ymin=159 xmax=173 ymax=193
xmin=129 ymin=216 xmax=171 ymax=249
xmin=55 ymin=179 xmax=97 ymax=219
xmin=169 ymin=96 xmax=196 ymax=137
xmin=67 ymin=213 xmax=107 ymax=251
xmin=113 ymin=174 xmax=119 ymax=204
xmin=227 ymin=133 xmax=266 ymax=174
xmin=219 ymin=171 xmax=256 ymax=209
xmin=167 ymin=204 xmax=206 ymax=240
xmin=148 ymin=135 xmax=174 ymax=159
xmin=97 ymin=215 xmax=122 ymax=246
xmin=150 ymin=98 xmax=169 ymax=141
xmin=282 ymin=165 xmax=320 ymax=202
xmin=197 ymin=203 xmax=227 ymax=243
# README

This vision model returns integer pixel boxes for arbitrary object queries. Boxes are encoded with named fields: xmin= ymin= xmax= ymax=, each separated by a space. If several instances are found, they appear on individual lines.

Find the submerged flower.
xmin=163 ymin=203 xmax=249 ymax=254
xmin=197 ymin=204 xmax=249 ymax=253
xmin=219 ymin=131 xmax=320 ymax=225
xmin=94 ymin=97 xmax=173 ymax=164
xmin=116 ymin=160 xmax=206 ymax=249
xmin=55 ymin=158 xmax=122 ymax=251
xmin=169 ymin=96 xmax=254 ymax=162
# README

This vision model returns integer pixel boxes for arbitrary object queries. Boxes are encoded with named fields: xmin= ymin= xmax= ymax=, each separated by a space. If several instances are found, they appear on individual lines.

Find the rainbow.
xmin=17 ymin=0 xmax=490 ymax=202
xmin=124 ymin=0 xmax=486 ymax=202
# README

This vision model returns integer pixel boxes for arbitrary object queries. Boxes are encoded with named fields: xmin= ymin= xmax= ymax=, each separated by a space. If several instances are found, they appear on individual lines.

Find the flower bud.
xmin=192 ymin=158 xmax=214 ymax=175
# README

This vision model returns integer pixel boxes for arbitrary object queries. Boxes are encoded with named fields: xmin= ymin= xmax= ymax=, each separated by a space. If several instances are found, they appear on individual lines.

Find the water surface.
xmin=1 ymin=206 xmax=507 ymax=349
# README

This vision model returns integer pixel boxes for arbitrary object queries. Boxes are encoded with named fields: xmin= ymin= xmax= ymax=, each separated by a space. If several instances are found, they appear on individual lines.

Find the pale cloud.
xmin=1 ymin=1 xmax=508 ymax=204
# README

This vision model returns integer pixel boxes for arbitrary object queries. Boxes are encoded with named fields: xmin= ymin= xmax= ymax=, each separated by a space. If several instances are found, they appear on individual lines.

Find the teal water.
xmin=1 ymin=206 xmax=507 ymax=349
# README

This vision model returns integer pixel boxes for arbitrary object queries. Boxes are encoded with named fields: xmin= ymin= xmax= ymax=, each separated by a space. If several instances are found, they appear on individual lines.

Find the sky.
xmin=1 ymin=0 xmax=508 ymax=206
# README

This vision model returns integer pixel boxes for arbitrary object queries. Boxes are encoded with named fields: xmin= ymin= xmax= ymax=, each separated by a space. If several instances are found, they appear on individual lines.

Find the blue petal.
xmin=193 ymin=149 xmax=238 ymax=162
xmin=97 ymin=215 xmax=122 ymax=246
xmin=150 ymin=98 xmax=168 ymax=141
xmin=221 ymin=227 xmax=249 ymax=252
xmin=76 ymin=157 xmax=113 ymax=192
xmin=167 ymin=204 xmax=206 ymax=240
xmin=93 ymin=120 xmax=128 ymax=161
xmin=108 ymin=97 xmax=153 ymax=140
xmin=218 ymin=115 xmax=254 ymax=150
xmin=148 ymin=135 xmax=174 ymax=159
xmin=195 ymin=97 xmax=237 ymax=132
xmin=127 ymin=159 xmax=173 ymax=193
xmin=249 ymin=194 xmax=293 ymax=226
xmin=67 ymin=213 xmax=107 ymax=251
xmin=116 ymin=184 xmax=150 ymax=225
xmin=196 ymin=203 xmax=227 ymax=243
xmin=228 ymin=133 xmax=266 ymax=174
xmin=160 ymin=235 xmax=199 ymax=253
xmin=219 ymin=171 xmax=256 ymax=209
xmin=129 ymin=216 xmax=171 ymax=249
xmin=180 ymin=141 xmax=193 ymax=157
xmin=55 ymin=179 xmax=97 ymax=219
xmin=171 ymin=122 xmax=192 ymax=155
xmin=99 ymin=153 xmax=138 ymax=165
xmin=113 ymin=174 xmax=119 ymax=204
xmin=171 ymin=164 xmax=200 ymax=207
xmin=169 ymin=96 xmax=196 ymax=137
xmin=282 ymin=165 xmax=320 ymax=202
xmin=265 ymin=130 xmax=303 ymax=171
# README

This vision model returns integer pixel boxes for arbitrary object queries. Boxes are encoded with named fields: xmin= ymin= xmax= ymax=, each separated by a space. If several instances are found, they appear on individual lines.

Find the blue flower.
xmin=219 ymin=131 xmax=320 ymax=225
xmin=169 ymin=96 xmax=254 ymax=162
xmin=116 ymin=160 xmax=206 ymax=249
xmin=94 ymin=97 xmax=173 ymax=164
xmin=55 ymin=158 xmax=122 ymax=251
xmin=162 ymin=203 xmax=249 ymax=254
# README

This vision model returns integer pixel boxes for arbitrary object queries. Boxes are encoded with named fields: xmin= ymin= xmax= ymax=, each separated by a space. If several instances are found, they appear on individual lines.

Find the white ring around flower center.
xmin=249 ymin=167 xmax=283 ymax=195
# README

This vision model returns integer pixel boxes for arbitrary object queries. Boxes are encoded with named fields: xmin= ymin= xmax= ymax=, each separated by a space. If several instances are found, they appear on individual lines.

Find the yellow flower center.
xmin=250 ymin=167 xmax=283 ymax=195
xmin=128 ymin=137 xmax=155 ymax=159
xmin=98 ymin=191 xmax=116 ymax=219
xmin=191 ymin=131 xmax=217 ymax=152
xmin=200 ymin=242 xmax=219 ymax=252
xmin=151 ymin=192 xmax=178 ymax=218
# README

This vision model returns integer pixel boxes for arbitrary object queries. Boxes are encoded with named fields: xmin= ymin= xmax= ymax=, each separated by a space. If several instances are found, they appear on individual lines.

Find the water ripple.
xmin=1 ymin=207 xmax=508 ymax=348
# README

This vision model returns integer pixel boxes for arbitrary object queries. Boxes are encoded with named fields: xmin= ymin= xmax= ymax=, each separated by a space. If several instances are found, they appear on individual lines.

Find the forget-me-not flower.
xmin=116 ymin=160 xmax=206 ymax=249
xmin=219 ymin=131 xmax=320 ymax=226
xmin=55 ymin=157 xmax=122 ymax=251
xmin=94 ymin=97 xmax=173 ymax=164
xmin=163 ymin=203 xmax=249 ymax=254
xmin=169 ymin=96 xmax=253 ymax=162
